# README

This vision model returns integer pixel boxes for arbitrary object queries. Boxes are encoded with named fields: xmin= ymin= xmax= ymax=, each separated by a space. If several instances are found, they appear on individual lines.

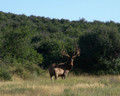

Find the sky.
xmin=0 ymin=0 xmax=120 ymax=22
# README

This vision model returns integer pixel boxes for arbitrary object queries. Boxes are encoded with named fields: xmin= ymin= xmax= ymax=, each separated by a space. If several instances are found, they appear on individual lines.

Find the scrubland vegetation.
xmin=0 ymin=12 xmax=120 ymax=96
xmin=0 ymin=11 xmax=120 ymax=79
xmin=0 ymin=11 xmax=120 ymax=95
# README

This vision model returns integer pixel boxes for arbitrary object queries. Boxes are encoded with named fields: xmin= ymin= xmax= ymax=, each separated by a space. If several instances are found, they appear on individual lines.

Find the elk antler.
xmin=61 ymin=45 xmax=70 ymax=58
xmin=72 ymin=45 xmax=80 ymax=58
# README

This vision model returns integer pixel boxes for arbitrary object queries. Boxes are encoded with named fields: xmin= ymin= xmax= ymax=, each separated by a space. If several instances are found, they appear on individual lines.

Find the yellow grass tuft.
xmin=72 ymin=83 xmax=105 ymax=89
xmin=40 ymin=85 xmax=65 ymax=95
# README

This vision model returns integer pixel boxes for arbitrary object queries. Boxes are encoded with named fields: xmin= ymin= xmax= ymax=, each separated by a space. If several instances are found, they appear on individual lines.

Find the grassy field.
xmin=0 ymin=73 xmax=120 ymax=96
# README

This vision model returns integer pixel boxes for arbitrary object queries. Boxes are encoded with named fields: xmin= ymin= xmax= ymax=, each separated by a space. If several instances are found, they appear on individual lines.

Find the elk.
xmin=49 ymin=45 xmax=80 ymax=80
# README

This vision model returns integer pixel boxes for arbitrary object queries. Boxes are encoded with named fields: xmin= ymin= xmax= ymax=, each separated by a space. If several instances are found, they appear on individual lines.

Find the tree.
xmin=0 ymin=27 xmax=43 ymax=64
xmin=78 ymin=26 xmax=120 ymax=74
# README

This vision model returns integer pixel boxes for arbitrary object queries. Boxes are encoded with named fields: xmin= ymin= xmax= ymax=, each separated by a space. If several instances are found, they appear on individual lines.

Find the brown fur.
xmin=49 ymin=63 xmax=70 ymax=80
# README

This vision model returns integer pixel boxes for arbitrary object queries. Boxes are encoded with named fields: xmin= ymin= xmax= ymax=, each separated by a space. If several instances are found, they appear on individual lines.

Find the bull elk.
xmin=49 ymin=45 xmax=80 ymax=80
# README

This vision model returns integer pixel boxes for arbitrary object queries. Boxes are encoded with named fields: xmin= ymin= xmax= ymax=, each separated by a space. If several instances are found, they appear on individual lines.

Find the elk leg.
xmin=55 ymin=74 xmax=58 ymax=80
xmin=55 ymin=73 xmax=58 ymax=80
xmin=62 ymin=75 xmax=66 ymax=79
xmin=50 ymin=76 xmax=53 ymax=81
xmin=54 ymin=69 xmax=58 ymax=80
xmin=49 ymin=74 xmax=53 ymax=81
xmin=61 ymin=75 xmax=64 ymax=79
xmin=64 ymin=71 xmax=69 ymax=79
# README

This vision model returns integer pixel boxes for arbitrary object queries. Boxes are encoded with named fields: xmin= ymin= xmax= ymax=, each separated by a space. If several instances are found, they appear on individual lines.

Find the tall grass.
xmin=0 ymin=74 xmax=120 ymax=96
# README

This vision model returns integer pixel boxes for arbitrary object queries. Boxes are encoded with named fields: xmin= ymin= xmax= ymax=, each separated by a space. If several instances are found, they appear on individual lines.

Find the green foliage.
xmin=14 ymin=66 xmax=30 ymax=79
xmin=1 ymin=11 xmax=120 ymax=77
xmin=0 ymin=68 xmax=12 ymax=80
xmin=37 ymin=39 xmax=63 ymax=68
xmin=0 ymin=26 xmax=43 ymax=64
xmin=78 ymin=26 xmax=120 ymax=74
xmin=11 ymin=62 xmax=45 ymax=79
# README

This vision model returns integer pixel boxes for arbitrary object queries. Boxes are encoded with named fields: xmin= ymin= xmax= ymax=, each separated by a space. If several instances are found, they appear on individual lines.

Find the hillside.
xmin=0 ymin=11 xmax=120 ymax=80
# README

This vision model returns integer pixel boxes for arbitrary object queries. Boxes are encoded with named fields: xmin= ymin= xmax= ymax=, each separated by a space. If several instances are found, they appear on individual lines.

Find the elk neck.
xmin=66 ymin=58 xmax=74 ymax=69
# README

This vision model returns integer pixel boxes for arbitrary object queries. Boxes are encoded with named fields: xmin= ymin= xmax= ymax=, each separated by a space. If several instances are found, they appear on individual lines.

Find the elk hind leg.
xmin=50 ymin=75 xmax=53 ymax=81
xmin=61 ymin=74 xmax=65 ymax=79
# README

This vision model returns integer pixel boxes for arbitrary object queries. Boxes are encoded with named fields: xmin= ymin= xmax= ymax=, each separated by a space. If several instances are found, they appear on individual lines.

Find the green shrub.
xmin=12 ymin=61 xmax=45 ymax=79
xmin=13 ymin=66 xmax=31 ymax=79
xmin=78 ymin=26 xmax=120 ymax=74
xmin=0 ymin=68 xmax=12 ymax=80
xmin=23 ymin=61 xmax=45 ymax=76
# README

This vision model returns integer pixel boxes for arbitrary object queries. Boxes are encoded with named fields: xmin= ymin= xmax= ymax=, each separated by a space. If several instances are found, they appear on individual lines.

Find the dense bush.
xmin=78 ymin=26 xmax=120 ymax=74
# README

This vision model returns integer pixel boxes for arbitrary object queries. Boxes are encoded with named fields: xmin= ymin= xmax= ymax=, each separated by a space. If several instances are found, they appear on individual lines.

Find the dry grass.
xmin=72 ymin=83 xmax=105 ymax=89
xmin=0 ymin=74 xmax=120 ymax=96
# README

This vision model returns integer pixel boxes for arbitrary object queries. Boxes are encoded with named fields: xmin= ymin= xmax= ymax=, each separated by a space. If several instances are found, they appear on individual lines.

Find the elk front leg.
xmin=55 ymin=73 xmax=58 ymax=80
xmin=50 ymin=74 xmax=53 ymax=81
xmin=54 ymin=69 xmax=58 ymax=80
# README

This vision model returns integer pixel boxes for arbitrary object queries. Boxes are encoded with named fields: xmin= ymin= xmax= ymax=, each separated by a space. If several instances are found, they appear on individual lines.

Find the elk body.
xmin=49 ymin=46 xmax=80 ymax=80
